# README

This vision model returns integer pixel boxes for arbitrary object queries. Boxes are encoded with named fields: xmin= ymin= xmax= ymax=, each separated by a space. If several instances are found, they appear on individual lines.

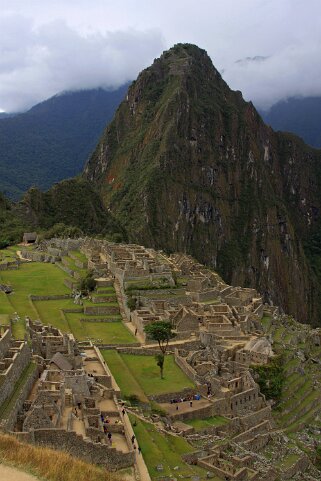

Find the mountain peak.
xmin=148 ymin=43 xmax=221 ymax=82
xmin=84 ymin=43 xmax=321 ymax=326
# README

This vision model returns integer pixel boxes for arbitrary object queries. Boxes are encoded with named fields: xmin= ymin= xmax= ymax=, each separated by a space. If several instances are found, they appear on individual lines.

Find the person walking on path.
xmin=107 ymin=432 xmax=112 ymax=445
xmin=138 ymin=446 xmax=141 ymax=454
xmin=131 ymin=434 xmax=136 ymax=444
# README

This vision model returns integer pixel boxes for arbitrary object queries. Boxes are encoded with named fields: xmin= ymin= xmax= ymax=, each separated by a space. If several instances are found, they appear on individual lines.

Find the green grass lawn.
xmin=0 ymin=260 xmax=133 ymax=344
xmin=31 ymin=299 xmax=135 ymax=344
xmin=80 ymin=314 xmax=122 ymax=321
xmin=83 ymin=299 xmax=119 ymax=307
xmin=102 ymin=350 xmax=148 ymax=402
xmin=121 ymin=354 xmax=194 ymax=395
xmin=96 ymin=286 xmax=115 ymax=293
xmin=0 ymin=263 xmax=71 ymax=335
xmin=33 ymin=299 xmax=73 ymax=331
xmin=62 ymin=255 xmax=87 ymax=276
xmin=185 ymin=415 xmax=229 ymax=430
xmin=128 ymin=414 xmax=213 ymax=480
xmin=0 ymin=263 xmax=71 ymax=320
xmin=66 ymin=314 xmax=136 ymax=344
xmin=0 ymin=292 xmax=25 ymax=337
xmin=69 ymin=250 xmax=87 ymax=263
xmin=0 ymin=292 xmax=14 ymax=317
xmin=102 ymin=350 xmax=194 ymax=399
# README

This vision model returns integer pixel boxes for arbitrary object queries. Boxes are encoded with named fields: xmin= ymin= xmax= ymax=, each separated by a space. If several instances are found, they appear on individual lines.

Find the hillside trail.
xmin=0 ymin=464 xmax=40 ymax=481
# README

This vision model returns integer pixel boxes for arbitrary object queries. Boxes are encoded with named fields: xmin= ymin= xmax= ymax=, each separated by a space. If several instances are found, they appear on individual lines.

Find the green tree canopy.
xmin=144 ymin=321 xmax=176 ymax=379
xmin=144 ymin=321 xmax=176 ymax=354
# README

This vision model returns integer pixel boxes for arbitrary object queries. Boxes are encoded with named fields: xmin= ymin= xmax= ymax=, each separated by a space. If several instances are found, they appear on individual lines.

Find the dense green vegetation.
xmin=0 ymin=194 xmax=27 ymax=247
xmin=0 ymin=86 xmax=128 ymax=199
xmin=251 ymin=355 xmax=285 ymax=402
xmin=0 ymin=177 xmax=125 ymax=247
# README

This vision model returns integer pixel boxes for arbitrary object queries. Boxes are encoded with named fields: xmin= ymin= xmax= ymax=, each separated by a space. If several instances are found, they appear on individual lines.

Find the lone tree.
xmin=144 ymin=321 xmax=176 ymax=379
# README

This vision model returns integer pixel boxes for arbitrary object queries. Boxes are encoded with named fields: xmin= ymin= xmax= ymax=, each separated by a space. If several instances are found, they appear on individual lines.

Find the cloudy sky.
xmin=1 ymin=0 xmax=321 ymax=112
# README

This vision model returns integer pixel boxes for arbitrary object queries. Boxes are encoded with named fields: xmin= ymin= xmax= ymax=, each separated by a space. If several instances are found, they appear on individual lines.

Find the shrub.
xmin=79 ymin=271 xmax=97 ymax=294
xmin=127 ymin=296 xmax=137 ymax=311
xmin=251 ymin=355 xmax=285 ymax=403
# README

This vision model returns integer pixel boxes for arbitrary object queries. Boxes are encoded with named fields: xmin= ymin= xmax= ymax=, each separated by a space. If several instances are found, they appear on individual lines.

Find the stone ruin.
xmin=3 ymin=237 xmax=320 ymax=479
xmin=2 ymin=320 xmax=135 ymax=471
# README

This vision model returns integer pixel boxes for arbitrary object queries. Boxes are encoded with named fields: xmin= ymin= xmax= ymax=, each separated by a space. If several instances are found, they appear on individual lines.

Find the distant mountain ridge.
xmin=260 ymin=96 xmax=321 ymax=148
xmin=0 ymin=86 xmax=128 ymax=199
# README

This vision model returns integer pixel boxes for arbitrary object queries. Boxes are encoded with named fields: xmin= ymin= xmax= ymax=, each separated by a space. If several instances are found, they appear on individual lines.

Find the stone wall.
xmin=96 ymin=342 xmax=141 ymax=349
xmin=0 ymin=328 xmax=11 ymax=358
xmin=0 ymin=343 xmax=31 ymax=408
xmin=0 ymin=261 xmax=19 ymax=270
xmin=280 ymin=454 xmax=310 ymax=480
xmin=149 ymin=387 xmax=200 ymax=403
xmin=84 ymin=305 xmax=120 ymax=315
xmin=0 ymin=364 xmax=39 ymax=431
xmin=49 ymin=238 xmax=84 ymax=251
xmin=64 ymin=278 xmax=78 ymax=289
xmin=80 ymin=317 xmax=120 ymax=323
xmin=30 ymin=294 xmax=71 ymax=301
xmin=174 ymin=350 xmax=202 ymax=385
xmin=56 ymin=262 xmax=74 ymax=277
xmin=21 ymin=251 xmax=58 ymax=263
xmin=32 ymin=428 xmax=134 ymax=470
xmin=240 ymin=407 xmax=272 ymax=430
xmin=172 ymin=403 xmax=214 ymax=422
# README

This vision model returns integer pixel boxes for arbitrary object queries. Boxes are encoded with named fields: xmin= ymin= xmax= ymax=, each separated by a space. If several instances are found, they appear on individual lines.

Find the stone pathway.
xmin=0 ymin=464 xmax=39 ymax=481
xmin=16 ymin=251 xmax=31 ymax=261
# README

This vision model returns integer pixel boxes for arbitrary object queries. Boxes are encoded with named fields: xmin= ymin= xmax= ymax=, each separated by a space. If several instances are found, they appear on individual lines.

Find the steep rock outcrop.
xmin=84 ymin=44 xmax=321 ymax=325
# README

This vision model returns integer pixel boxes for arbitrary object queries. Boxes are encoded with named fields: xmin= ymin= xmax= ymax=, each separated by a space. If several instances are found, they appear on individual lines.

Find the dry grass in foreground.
xmin=0 ymin=432 xmax=119 ymax=481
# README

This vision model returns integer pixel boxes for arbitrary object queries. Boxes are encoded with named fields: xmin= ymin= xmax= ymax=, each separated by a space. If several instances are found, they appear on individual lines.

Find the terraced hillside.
xmin=0 ymin=247 xmax=135 ymax=345
xmin=262 ymin=314 xmax=321 ymax=435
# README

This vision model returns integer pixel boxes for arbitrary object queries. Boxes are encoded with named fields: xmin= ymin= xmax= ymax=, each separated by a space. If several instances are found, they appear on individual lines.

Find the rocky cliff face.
xmin=84 ymin=43 xmax=321 ymax=325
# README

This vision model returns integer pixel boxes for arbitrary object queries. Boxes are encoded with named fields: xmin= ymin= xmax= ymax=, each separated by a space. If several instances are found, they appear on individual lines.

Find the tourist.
xmin=107 ymin=432 xmax=112 ymax=445
xmin=189 ymin=400 xmax=193 ymax=408
xmin=138 ymin=446 xmax=141 ymax=454
xmin=122 ymin=408 xmax=126 ymax=415
xmin=131 ymin=434 xmax=135 ymax=444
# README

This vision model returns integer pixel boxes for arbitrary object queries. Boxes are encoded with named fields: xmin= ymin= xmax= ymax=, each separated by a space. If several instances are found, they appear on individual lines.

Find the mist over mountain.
xmin=0 ymin=85 xmax=128 ymax=199
xmin=260 ymin=96 xmax=321 ymax=148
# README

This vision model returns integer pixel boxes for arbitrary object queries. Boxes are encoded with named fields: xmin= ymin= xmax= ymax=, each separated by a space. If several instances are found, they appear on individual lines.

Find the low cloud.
xmin=221 ymin=42 xmax=321 ymax=111
xmin=0 ymin=15 xmax=164 ymax=112
xmin=2 ymin=1 xmax=321 ymax=112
